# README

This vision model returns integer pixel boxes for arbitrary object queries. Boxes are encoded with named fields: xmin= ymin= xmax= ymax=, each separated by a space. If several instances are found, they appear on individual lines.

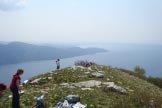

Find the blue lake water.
xmin=0 ymin=44 xmax=162 ymax=86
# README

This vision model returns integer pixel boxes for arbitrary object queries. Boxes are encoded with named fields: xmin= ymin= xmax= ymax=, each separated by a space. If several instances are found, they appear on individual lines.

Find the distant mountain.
xmin=0 ymin=41 xmax=9 ymax=44
xmin=0 ymin=42 xmax=107 ymax=65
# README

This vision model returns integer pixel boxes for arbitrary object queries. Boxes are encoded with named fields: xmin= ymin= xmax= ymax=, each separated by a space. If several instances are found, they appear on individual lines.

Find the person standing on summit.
xmin=10 ymin=69 xmax=24 ymax=108
xmin=56 ymin=59 xmax=60 ymax=70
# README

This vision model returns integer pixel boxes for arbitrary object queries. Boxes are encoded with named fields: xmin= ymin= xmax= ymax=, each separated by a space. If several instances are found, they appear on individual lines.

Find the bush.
xmin=134 ymin=66 xmax=146 ymax=77
xmin=74 ymin=60 xmax=95 ymax=67
xmin=147 ymin=77 xmax=162 ymax=89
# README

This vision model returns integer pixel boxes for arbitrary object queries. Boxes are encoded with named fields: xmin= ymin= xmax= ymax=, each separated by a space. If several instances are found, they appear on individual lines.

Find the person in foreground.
xmin=33 ymin=91 xmax=48 ymax=108
xmin=10 ymin=69 xmax=24 ymax=108
xmin=0 ymin=83 xmax=7 ymax=98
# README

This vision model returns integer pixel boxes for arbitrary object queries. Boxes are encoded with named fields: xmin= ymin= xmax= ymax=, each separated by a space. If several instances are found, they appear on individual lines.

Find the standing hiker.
xmin=10 ymin=69 xmax=24 ymax=108
xmin=56 ymin=59 xmax=60 ymax=70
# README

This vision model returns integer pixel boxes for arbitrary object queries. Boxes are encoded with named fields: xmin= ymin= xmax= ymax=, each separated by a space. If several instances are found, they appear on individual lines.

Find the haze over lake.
xmin=0 ymin=43 xmax=162 ymax=86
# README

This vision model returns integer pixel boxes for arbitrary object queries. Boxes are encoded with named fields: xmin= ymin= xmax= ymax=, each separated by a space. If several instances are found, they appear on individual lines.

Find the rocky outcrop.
xmin=102 ymin=82 xmax=127 ymax=94
xmin=60 ymin=80 xmax=127 ymax=94
xmin=72 ymin=80 xmax=102 ymax=88
xmin=91 ymin=72 xmax=105 ymax=78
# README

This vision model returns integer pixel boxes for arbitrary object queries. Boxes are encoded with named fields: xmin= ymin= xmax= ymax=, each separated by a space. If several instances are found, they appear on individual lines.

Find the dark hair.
xmin=16 ymin=69 xmax=24 ymax=75
xmin=0 ymin=83 xmax=7 ymax=91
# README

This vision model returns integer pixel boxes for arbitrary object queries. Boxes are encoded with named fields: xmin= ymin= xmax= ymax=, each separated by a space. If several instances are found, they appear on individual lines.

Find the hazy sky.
xmin=0 ymin=0 xmax=162 ymax=44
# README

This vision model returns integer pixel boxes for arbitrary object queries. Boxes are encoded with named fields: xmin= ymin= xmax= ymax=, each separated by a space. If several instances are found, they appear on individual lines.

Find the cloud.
xmin=0 ymin=0 xmax=27 ymax=11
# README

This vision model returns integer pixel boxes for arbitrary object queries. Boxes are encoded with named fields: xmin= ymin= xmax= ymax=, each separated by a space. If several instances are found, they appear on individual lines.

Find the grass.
xmin=0 ymin=64 xmax=162 ymax=108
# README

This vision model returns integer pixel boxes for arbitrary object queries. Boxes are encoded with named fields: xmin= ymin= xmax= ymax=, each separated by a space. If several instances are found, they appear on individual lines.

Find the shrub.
xmin=134 ymin=66 xmax=146 ymax=78
xmin=74 ymin=60 xmax=95 ymax=67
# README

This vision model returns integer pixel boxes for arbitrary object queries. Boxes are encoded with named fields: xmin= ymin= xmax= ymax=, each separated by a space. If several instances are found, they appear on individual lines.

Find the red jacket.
xmin=10 ymin=74 xmax=21 ymax=89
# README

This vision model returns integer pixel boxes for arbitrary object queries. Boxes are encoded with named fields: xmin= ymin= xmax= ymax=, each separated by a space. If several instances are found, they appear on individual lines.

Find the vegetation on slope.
xmin=0 ymin=62 xmax=162 ymax=108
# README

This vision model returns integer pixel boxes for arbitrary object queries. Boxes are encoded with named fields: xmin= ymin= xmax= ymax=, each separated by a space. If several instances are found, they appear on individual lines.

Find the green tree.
xmin=134 ymin=66 xmax=146 ymax=77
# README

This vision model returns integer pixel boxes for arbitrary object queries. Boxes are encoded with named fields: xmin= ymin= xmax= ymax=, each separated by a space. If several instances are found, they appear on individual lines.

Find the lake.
xmin=0 ymin=44 xmax=162 ymax=86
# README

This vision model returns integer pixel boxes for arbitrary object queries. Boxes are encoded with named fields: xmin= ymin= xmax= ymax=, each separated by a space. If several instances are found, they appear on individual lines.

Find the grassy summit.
xmin=1 ymin=64 xmax=162 ymax=108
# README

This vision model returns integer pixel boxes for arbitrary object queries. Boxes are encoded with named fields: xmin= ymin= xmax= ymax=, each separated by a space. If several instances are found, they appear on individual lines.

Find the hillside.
xmin=0 ymin=42 xmax=106 ymax=65
xmin=1 ymin=64 xmax=162 ymax=108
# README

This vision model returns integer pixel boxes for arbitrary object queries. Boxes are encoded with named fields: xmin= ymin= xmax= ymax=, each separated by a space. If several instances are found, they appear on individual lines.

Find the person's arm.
xmin=16 ymin=79 xmax=21 ymax=92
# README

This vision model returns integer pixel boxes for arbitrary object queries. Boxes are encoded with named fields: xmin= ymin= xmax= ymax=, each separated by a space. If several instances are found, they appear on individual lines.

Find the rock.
xmin=61 ymin=80 xmax=102 ymax=88
xmin=105 ymin=84 xmax=127 ymax=94
xmin=60 ymin=83 xmax=69 ymax=86
xmin=87 ymin=67 xmax=93 ymax=71
xmin=103 ymin=82 xmax=127 ymax=94
xmin=114 ymin=86 xmax=127 ymax=94
xmin=71 ymin=66 xmax=85 ymax=70
xmin=84 ymin=72 xmax=90 ymax=74
xmin=48 ymin=77 xmax=52 ymax=80
xmin=30 ymin=78 xmax=41 ymax=85
xmin=8 ymin=95 xmax=12 ymax=98
xmin=102 ymin=82 xmax=115 ymax=86
xmin=91 ymin=72 xmax=104 ymax=78
xmin=72 ymin=80 xmax=102 ymax=88
xmin=106 ymin=78 xmax=110 ymax=81
xmin=81 ymin=88 xmax=94 ymax=91
xmin=60 ymin=83 xmax=76 ymax=89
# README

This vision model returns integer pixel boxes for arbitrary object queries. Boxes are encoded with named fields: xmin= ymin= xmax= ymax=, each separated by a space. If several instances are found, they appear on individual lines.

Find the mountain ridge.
xmin=0 ymin=42 xmax=106 ymax=65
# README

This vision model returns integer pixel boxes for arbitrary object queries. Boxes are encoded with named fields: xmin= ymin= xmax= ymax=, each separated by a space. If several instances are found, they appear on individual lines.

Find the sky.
xmin=0 ymin=0 xmax=162 ymax=44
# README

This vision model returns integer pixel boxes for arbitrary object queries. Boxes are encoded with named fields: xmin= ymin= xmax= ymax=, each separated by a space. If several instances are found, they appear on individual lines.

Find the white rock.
xmin=106 ymin=78 xmax=110 ymax=81
xmin=92 ymin=72 xmax=104 ymax=78
xmin=106 ymin=84 xmax=127 ymax=94
xmin=48 ymin=77 xmax=52 ymax=80
xmin=72 ymin=80 xmax=102 ymax=88
xmin=8 ymin=95 xmax=12 ymax=98
xmin=84 ymin=72 xmax=90 ymax=74
xmin=102 ymin=82 xmax=115 ymax=86
xmin=30 ymin=78 xmax=41 ymax=84
xmin=81 ymin=88 xmax=94 ymax=91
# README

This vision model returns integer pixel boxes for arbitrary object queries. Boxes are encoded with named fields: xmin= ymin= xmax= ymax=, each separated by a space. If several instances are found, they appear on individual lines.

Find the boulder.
xmin=105 ymin=83 xmax=127 ymax=94
xmin=72 ymin=80 xmax=102 ymax=88
xmin=91 ymin=72 xmax=104 ymax=78
xmin=30 ymin=78 xmax=41 ymax=85
xmin=60 ymin=83 xmax=76 ymax=89
xmin=102 ymin=82 xmax=127 ymax=94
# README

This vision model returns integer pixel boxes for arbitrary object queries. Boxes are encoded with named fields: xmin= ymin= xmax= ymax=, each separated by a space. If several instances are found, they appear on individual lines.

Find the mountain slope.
xmin=1 ymin=64 xmax=162 ymax=108
xmin=0 ymin=42 xmax=106 ymax=65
